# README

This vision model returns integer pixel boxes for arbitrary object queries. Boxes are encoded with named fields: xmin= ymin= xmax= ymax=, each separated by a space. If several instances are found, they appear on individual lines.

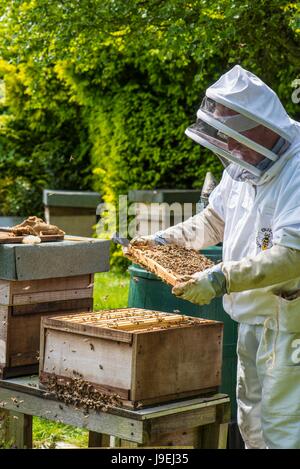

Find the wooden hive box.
xmin=0 ymin=237 xmax=110 ymax=378
xmin=39 ymin=308 xmax=223 ymax=408
xmin=0 ymin=275 xmax=94 ymax=378
xmin=43 ymin=190 xmax=102 ymax=238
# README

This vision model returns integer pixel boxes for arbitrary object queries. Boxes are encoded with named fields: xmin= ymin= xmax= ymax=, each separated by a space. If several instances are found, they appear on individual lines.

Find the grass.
xmin=93 ymin=270 xmax=130 ymax=310
xmin=32 ymin=270 xmax=130 ymax=449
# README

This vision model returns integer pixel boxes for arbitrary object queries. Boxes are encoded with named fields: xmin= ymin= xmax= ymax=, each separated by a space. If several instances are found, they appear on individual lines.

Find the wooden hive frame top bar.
xmin=45 ymin=308 xmax=215 ymax=334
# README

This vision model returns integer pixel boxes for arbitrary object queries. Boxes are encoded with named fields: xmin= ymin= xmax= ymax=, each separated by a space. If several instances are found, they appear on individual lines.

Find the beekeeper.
xmin=131 ymin=65 xmax=300 ymax=449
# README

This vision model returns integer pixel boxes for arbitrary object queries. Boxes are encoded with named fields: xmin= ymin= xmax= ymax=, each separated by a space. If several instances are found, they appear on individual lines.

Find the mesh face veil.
xmin=186 ymin=96 xmax=290 ymax=184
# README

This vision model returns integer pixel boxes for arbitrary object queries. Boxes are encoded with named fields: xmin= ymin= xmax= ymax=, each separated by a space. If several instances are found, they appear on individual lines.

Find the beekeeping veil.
xmin=185 ymin=65 xmax=300 ymax=185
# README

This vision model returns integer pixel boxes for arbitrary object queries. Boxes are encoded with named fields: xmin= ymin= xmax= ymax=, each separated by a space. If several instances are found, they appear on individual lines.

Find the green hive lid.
xmin=128 ymin=190 xmax=202 ymax=204
xmin=43 ymin=190 xmax=101 ymax=208
xmin=0 ymin=237 xmax=110 ymax=280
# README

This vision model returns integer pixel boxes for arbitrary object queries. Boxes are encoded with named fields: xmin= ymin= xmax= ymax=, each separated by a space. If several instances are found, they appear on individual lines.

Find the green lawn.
xmin=33 ymin=270 xmax=130 ymax=449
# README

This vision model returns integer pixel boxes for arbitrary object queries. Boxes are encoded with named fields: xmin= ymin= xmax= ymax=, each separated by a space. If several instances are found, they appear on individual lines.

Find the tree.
xmin=0 ymin=0 xmax=298 ymax=218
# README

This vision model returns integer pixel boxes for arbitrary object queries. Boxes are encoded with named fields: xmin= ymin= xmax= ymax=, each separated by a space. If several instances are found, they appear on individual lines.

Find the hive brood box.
xmin=0 ymin=275 xmax=94 ymax=378
xmin=39 ymin=308 xmax=223 ymax=408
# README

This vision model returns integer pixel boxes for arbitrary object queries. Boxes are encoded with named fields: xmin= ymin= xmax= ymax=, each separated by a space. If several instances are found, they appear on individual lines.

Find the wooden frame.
xmin=125 ymin=246 xmax=213 ymax=287
xmin=0 ymin=234 xmax=64 ymax=244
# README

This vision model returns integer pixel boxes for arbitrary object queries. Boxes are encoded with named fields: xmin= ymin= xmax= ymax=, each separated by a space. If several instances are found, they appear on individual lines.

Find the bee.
xmin=261 ymin=228 xmax=272 ymax=251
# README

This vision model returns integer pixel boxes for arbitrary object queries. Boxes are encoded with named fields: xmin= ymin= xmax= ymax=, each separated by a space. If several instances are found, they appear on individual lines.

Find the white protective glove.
xmin=130 ymin=232 xmax=168 ymax=247
xmin=172 ymin=264 xmax=227 ymax=305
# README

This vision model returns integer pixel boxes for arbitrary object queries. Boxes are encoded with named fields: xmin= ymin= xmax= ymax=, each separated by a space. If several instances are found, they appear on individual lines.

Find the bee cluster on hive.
xmin=45 ymin=371 xmax=123 ymax=411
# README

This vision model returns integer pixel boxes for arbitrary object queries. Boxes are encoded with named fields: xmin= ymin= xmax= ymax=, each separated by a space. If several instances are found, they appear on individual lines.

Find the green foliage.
xmin=0 ymin=54 xmax=92 ymax=216
xmin=0 ymin=0 xmax=299 ymax=229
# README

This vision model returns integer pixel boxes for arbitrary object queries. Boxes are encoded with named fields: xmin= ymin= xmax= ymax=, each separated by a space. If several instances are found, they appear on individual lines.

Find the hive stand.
xmin=0 ymin=376 xmax=230 ymax=449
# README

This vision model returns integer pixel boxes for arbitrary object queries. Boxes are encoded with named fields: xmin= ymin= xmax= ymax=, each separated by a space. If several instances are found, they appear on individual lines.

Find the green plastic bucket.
xmin=127 ymin=245 xmax=238 ymax=419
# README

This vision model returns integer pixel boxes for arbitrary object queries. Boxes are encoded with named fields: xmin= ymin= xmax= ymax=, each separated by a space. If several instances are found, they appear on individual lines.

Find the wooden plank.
xmin=0 ymin=387 xmax=144 ymax=443
xmin=0 ymin=409 xmax=32 ymax=449
xmin=198 ymin=422 xmax=228 ymax=449
xmin=0 ymin=340 xmax=6 ymax=364
xmin=0 ymin=364 xmax=38 ymax=379
xmin=0 ymin=281 xmax=11 ymax=306
xmin=41 ymin=328 xmax=133 ymax=392
xmin=10 ymin=274 xmax=93 ymax=295
xmin=132 ymin=324 xmax=223 ymax=402
xmin=10 ymin=351 xmax=40 ymax=368
xmin=0 ymin=305 xmax=8 ymax=364
xmin=12 ymin=287 xmax=93 ymax=306
xmin=8 ymin=411 xmax=33 ymax=449
xmin=88 ymin=431 xmax=110 ymax=448
xmin=145 ymin=430 xmax=195 ymax=448
xmin=148 ymin=406 xmax=216 ymax=438
xmin=0 ymin=274 xmax=93 ymax=305
xmin=134 ymin=395 xmax=230 ymax=420
xmin=12 ymin=298 xmax=93 ymax=316
xmin=196 ymin=400 xmax=230 ymax=449
xmin=41 ymin=317 xmax=133 ymax=343
xmin=0 ymin=235 xmax=64 ymax=244
xmin=0 ymin=376 xmax=230 ymax=420
xmin=123 ymin=388 xmax=219 ymax=409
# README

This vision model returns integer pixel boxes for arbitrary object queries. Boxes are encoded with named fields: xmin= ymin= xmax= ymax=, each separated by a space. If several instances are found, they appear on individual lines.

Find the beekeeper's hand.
xmin=130 ymin=232 xmax=168 ymax=247
xmin=172 ymin=265 xmax=227 ymax=305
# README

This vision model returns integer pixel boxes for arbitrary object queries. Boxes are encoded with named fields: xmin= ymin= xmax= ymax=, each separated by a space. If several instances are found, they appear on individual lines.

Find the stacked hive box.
xmin=43 ymin=190 xmax=101 ymax=238
xmin=128 ymin=190 xmax=201 ymax=236
xmin=0 ymin=237 xmax=110 ymax=378
xmin=39 ymin=308 xmax=223 ymax=408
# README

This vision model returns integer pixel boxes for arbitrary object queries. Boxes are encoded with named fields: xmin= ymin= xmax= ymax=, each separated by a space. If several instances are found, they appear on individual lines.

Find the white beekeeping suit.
xmin=131 ymin=65 xmax=300 ymax=449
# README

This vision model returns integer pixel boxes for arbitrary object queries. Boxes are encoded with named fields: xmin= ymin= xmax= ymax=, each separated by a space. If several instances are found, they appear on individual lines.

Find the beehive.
xmin=0 ymin=237 xmax=110 ymax=378
xmin=39 ymin=308 xmax=223 ymax=408
xmin=0 ymin=275 xmax=94 ymax=378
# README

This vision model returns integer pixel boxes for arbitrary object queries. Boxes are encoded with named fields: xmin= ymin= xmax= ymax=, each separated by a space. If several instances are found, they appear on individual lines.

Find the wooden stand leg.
xmin=195 ymin=402 xmax=230 ymax=449
xmin=197 ymin=422 xmax=228 ymax=449
xmin=88 ymin=431 xmax=110 ymax=448
xmin=0 ymin=410 xmax=32 ymax=449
